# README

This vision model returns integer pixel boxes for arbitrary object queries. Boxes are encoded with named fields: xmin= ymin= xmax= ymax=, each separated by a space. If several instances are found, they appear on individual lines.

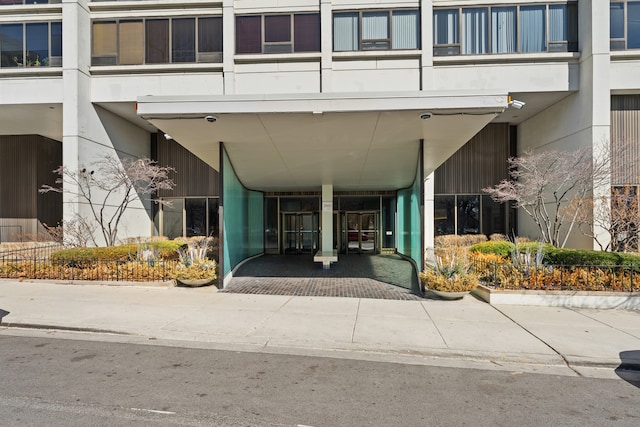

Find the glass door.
xmin=344 ymin=212 xmax=379 ymax=254
xmin=282 ymin=212 xmax=318 ymax=254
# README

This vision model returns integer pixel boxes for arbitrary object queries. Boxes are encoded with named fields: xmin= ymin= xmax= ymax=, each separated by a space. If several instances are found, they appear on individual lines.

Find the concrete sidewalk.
xmin=1 ymin=280 xmax=639 ymax=377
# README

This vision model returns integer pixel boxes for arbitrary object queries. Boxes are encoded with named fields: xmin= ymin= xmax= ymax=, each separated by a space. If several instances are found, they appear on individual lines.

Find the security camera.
xmin=204 ymin=115 xmax=218 ymax=123
xmin=510 ymin=100 xmax=525 ymax=110
xmin=419 ymin=112 xmax=433 ymax=120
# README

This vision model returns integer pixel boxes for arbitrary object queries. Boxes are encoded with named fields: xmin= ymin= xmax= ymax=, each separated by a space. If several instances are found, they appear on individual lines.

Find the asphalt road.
xmin=0 ymin=334 xmax=638 ymax=426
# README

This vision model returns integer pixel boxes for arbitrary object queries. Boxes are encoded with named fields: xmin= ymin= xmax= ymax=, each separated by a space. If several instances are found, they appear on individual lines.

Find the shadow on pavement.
xmin=0 ymin=308 xmax=9 ymax=323
xmin=616 ymin=350 xmax=640 ymax=388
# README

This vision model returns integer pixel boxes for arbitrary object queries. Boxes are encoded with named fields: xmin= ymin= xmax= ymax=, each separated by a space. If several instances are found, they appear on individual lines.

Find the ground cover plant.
xmin=466 ymin=239 xmax=640 ymax=292
xmin=0 ymin=238 xmax=216 ymax=283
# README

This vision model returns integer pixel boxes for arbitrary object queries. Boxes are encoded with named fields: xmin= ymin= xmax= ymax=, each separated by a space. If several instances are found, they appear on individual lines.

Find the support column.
xmin=321 ymin=184 xmax=334 ymax=269
xmin=223 ymin=0 xmax=236 ymax=94
xmin=320 ymin=0 xmax=333 ymax=92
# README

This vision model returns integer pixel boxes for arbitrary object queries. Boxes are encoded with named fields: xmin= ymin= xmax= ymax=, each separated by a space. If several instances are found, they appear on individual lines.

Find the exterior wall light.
xmin=419 ymin=112 xmax=433 ymax=120
xmin=204 ymin=115 xmax=218 ymax=123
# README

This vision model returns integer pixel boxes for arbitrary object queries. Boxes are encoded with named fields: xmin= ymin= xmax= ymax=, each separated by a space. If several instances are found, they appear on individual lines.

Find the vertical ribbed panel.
xmin=434 ymin=123 xmax=511 ymax=194
xmin=1 ymin=135 xmax=38 ymax=218
xmin=36 ymin=136 xmax=62 ymax=227
xmin=611 ymin=95 xmax=640 ymax=186
xmin=0 ymin=135 xmax=61 ymax=239
xmin=153 ymin=133 xmax=220 ymax=198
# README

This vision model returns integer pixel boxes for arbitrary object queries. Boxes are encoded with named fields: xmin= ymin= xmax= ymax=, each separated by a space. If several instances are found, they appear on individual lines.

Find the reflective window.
xmin=435 ymin=195 xmax=508 ymax=236
xmin=434 ymin=3 xmax=578 ymax=56
xmin=236 ymin=14 xmax=320 ymax=54
xmin=92 ymin=17 xmax=222 ymax=66
xmin=185 ymin=198 xmax=206 ymax=237
xmin=611 ymin=1 xmax=640 ymax=50
xmin=0 ymin=21 xmax=61 ymax=68
xmin=334 ymin=9 xmax=419 ymax=51
xmin=160 ymin=198 xmax=219 ymax=238
xmin=162 ymin=198 xmax=184 ymax=240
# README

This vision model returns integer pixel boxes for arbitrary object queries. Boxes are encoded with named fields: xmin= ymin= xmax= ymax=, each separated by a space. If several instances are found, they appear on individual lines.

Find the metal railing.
xmin=0 ymin=243 xmax=62 ymax=261
xmin=0 ymin=254 xmax=179 ymax=282
xmin=472 ymin=260 xmax=640 ymax=292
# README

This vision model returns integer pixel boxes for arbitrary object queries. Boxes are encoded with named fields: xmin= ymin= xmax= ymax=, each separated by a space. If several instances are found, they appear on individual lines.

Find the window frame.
xmin=610 ymin=1 xmax=640 ymax=50
xmin=235 ymin=13 xmax=321 ymax=55
xmin=433 ymin=2 xmax=578 ymax=56
xmin=0 ymin=21 xmax=61 ymax=68
xmin=91 ymin=16 xmax=223 ymax=66
xmin=332 ymin=9 xmax=420 ymax=52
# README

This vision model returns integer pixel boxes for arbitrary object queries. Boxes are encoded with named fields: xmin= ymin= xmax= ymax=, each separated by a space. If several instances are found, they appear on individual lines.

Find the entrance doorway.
xmin=344 ymin=212 xmax=378 ymax=254
xmin=282 ymin=212 xmax=318 ymax=254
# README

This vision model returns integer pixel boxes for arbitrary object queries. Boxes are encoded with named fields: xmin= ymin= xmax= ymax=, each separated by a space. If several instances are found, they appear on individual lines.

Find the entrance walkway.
xmin=222 ymin=254 xmax=423 ymax=301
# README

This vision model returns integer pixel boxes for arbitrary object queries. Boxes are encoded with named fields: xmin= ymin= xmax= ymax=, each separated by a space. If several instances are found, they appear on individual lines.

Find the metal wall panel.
xmin=153 ymin=133 xmax=220 ymax=197
xmin=611 ymin=95 xmax=640 ymax=186
xmin=434 ymin=123 xmax=511 ymax=194
xmin=0 ymin=135 xmax=62 ymax=240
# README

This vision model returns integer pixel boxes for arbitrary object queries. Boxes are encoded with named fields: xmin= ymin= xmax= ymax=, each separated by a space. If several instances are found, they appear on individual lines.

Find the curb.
xmin=0 ymin=321 xmax=130 ymax=336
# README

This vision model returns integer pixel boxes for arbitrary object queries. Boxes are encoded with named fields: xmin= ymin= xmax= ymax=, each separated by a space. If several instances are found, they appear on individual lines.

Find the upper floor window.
xmin=0 ymin=0 xmax=58 ymax=5
xmin=92 ymin=16 xmax=222 ymax=66
xmin=611 ymin=1 xmax=640 ymax=50
xmin=236 ymin=14 xmax=320 ymax=54
xmin=333 ymin=10 xmax=420 ymax=51
xmin=434 ymin=3 xmax=577 ymax=56
xmin=0 ymin=21 xmax=62 ymax=68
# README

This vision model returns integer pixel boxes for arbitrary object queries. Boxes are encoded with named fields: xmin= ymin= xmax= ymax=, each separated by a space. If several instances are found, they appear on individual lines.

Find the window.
xmin=0 ymin=0 xmax=56 ymax=5
xmin=434 ymin=3 xmax=578 ymax=56
xmin=160 ymin=197 xmax=219 ymax=239
xmin=91 ymin=17 xmax=222 ymax=66
xmin=611 ymin=1 xmax=640 ymax=50
xmin=333 ymin=10 xmax=420 ymax=51
xmin=0 ymin=21 xmax=62 ymax=68
xmin=434 ymin=195 xmax=508 ymax=236
xmin=235 ymin=14 xmax=320 ymax=54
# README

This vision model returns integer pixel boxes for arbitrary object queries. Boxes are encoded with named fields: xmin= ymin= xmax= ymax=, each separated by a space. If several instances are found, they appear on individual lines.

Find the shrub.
xmin=544 ymin=248 xmax=640 ymax=267
xmin=434 ymin=234 xmax=487 ymax=249
xmin=421 ymin=251 xmax=478 ymax=292
xmin=469 ymin=241 xmax=515 ymax=258
xmin=51 ymin=240 xmax=186 ymax=265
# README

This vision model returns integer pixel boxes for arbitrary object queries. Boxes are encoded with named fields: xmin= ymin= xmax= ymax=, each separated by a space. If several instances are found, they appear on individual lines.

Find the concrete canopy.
xmin=137 ymin=91 xmax=508 ymax=192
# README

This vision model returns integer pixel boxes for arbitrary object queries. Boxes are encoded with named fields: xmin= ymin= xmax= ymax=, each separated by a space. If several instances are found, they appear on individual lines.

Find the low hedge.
xmin=51 ymin=241 xmax=186 ymax=264
xmin=545 ymin=248 xmax=640 ymax=267
xmin=468 ymin=241 xmax=515 ymax=258
xmin=470 ymin=241 xmax=640 ymax=266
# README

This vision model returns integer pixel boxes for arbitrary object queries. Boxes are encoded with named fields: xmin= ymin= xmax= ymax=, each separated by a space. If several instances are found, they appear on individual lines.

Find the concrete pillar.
xmin=423 ymin=171 xmax=435 ymax=260
xmin=420 ymin=0 xmax=434 ymax=91
xmin=582 ymin=0 xmax=612 ymax=250
xmin=61 ymin=0 xmax=91 ymax=227
xmin=223 ymin=0 xmax=235 ymax=94
xmin=320 ymin=0 xmax=333 ymax=92
xmin=321 ymin=184 xmax=333 ymax=252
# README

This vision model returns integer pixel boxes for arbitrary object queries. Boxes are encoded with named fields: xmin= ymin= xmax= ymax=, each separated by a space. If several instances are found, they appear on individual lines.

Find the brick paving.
xmin=221 ymin=254 xmax=424 ymax=301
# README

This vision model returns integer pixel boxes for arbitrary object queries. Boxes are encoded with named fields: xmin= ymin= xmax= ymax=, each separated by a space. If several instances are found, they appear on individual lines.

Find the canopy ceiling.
xmin=137 ymin=91 xmax=508 ymax=192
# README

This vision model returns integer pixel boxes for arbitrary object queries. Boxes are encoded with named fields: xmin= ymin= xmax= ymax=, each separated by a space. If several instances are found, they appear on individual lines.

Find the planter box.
xmin=472 ymin=284 xmax=640 ymax=310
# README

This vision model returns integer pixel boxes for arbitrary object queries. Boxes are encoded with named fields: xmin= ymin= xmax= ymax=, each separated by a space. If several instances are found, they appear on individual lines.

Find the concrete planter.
xmin=425 ymin=289 xmax=470 ymax=300
xmin=176 ymin=278 xmax=218 ymax=288
xmin=472 ymin=284 xmax=640 ymax=310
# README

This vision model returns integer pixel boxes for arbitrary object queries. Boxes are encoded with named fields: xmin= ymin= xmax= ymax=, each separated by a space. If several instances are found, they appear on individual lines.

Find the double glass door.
xmin=282 ymin=213 xmax=318 ymax=254
xmin=344 ymin=212 xmax=378 ymax=254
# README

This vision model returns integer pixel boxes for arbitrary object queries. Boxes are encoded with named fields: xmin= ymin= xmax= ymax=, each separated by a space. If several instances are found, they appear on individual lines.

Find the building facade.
xmin=0 ymin=1 xmax=638 ymax=287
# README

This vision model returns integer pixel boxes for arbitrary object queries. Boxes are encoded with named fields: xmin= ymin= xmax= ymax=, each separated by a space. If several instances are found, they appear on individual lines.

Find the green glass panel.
xmin=397 ymin=161 xmax=421 ymax=270
xmin=222 ymin=148 xmax=264 ymax=279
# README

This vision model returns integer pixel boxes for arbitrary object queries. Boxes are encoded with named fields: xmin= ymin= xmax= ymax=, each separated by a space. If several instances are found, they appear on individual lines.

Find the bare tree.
xmin=483 ymin=147 xmax=609 ymax=248
xmin=41 ymin=156 xmax=176 ymax=247
xmin=576 ymin=185 xmax=640 ymax=252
